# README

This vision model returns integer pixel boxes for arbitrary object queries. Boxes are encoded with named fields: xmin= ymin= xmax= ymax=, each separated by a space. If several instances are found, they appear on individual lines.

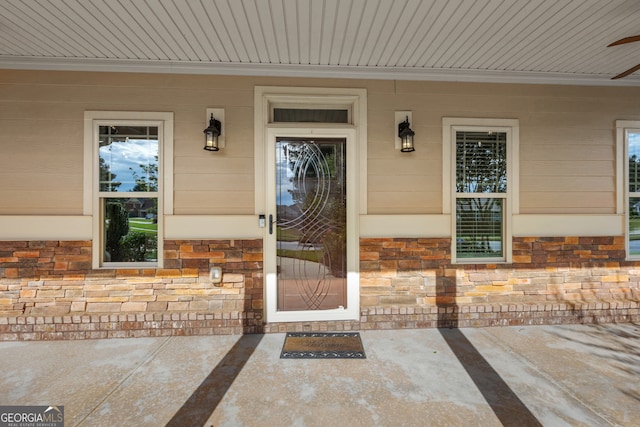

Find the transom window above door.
xmin=273 ymin=108 xmax=349 ymax=123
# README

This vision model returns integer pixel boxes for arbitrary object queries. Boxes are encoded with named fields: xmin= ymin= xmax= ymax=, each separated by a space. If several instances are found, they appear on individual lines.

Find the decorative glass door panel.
xmin=275 ymin=138 xmax=347 ymax=311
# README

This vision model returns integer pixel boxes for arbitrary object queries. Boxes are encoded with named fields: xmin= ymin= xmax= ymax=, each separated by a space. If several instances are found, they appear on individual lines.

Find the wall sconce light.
xmin=203 ymin=114 xmax=221 ymax=151
xmin=398 ymin=116 xmax=415 ymax=152
xmin=395 ymin=111 xmax=415 ymax=152
xmin=203 ymin=108 xmax=225 ymax=151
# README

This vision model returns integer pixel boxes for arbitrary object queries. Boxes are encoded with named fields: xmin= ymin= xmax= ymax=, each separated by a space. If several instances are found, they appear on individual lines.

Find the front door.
xmin=265 ymin=128 xmax=358 ymax=323
xmin=275 ymin=137 xmax=347 ymax=311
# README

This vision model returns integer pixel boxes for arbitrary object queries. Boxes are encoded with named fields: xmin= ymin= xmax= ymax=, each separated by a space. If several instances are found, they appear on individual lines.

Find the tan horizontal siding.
xmin=520 ymin=176 xmax=614 ymax=192
xmin=368 ymin=192 xmax=440 ymax=215
xmin=0 ymin=191 xmax=82 ymax=214
xmin=0 ymin=172 xmax=81 ymax=190
xmin=1 ymin=70 xmax=640 ymax=216
xmin=520 ymin=126 xmax=613 ymax=145
xmin=173 ymin=157 xmax=254 ymax=174
xmin=174 ymin=174 xmax=253 ymax=191
xmin=173 ymin=103 xmax=254 ymax=213
xmin=520 ymin=192 xmax=615 ymax=214
xmin=521 ymin=160 xmax=613 ymax=176
xmin=521 ymin=144 xmax=613 ymax=161
xmin=366 ymin=80 xmax=638 ymax=214
xmin=0 ymin=113 xmax=84 ymax=214
xmin=0 ymin=71 xmax=259 ymax=215
xmin=173 ymin=191 xmax=254 ymax=215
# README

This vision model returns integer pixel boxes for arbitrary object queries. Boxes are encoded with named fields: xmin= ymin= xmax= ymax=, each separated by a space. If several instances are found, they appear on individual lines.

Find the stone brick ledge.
xmin=2 ymin=300 xmax=639 ymax=340
xmin=0 ymin=311 xmax=263 ymax=341
xmin=263 ymin=300 xmax=640 ymax=333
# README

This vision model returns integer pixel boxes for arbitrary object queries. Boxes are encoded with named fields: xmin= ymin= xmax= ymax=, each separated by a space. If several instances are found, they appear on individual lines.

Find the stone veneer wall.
xmin=359 ymin=236 xmax=639 ymax=305
xmin=0 ymin=239 xmax=263 ymax=339
xmin=263 ymin=236 xmax=640 ymax=332
xmin=3 ymin=236 xmax=640 ymax=338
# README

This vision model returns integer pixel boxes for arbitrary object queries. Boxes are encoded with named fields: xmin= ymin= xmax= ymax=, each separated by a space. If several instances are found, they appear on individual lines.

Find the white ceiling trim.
xmin=2 ymin=0 xmax=640 ymax=86
xmin=1 ymin=56 xmax=636 ymax=87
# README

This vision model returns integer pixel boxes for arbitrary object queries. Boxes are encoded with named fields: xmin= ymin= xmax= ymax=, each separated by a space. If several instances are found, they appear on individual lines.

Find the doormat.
xmin=280 ymin=332 xmax=366 ymax=359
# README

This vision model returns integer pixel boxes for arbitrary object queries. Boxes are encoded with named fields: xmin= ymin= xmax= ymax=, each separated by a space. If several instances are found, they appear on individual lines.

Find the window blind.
xmin=455 ymin=130 xmax=507 ymax=259
xmin=456 ymin=131 xmax=507 ymax=193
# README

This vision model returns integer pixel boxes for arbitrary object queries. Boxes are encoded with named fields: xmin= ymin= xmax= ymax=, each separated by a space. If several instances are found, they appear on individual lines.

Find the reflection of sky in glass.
xmin=100 ymin=139 xmax=158 ymax=192
xmin=630 ymin=133 xmax=640 ymax=158
xmin=276 ymin=143 xmax=295 ymax=206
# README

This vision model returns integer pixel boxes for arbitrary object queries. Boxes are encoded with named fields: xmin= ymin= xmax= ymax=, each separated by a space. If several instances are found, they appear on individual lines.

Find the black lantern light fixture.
xmin=203 ymin=113 xmax=222 ymax=151
xmin=398 ymin=116 xmax=415 ymax=152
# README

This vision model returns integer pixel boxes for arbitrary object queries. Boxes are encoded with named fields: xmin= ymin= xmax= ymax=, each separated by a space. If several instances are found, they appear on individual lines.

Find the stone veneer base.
xmin=3 ymin=236 xmax=640 ymax=340
xmin=1 ymin=301 xmax=638 ymax=340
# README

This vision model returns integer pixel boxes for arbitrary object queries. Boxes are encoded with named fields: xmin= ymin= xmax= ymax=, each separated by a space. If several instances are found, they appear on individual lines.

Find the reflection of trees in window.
xmin=278 ymin=140 xmax=347 ymax=277
xmin=105 ymin=201 xmax=129 ymax=262
xmin=629 ymin=154 xmax=640 ymax=194
xmin=299 ymin=146 xmax=346 ymax=277
xmin=122 ymin=231 xmax=156 ymax=262
xmin=456 ymin=132 xmax=506 ymax=193
xmin=104 ymin=199 xmax=158 ymax=262
xmin=456 ymin=131 xmax=506 ymax=258
xmin=629 ymin=134 xmax=640 ymax=255
xmin=99 ymin=157 xmax=121 ymax=191
xmin=130 ymin=155 xmax=158 ymax=192
xmin=456 ymin=198 xmax=503 ymax=257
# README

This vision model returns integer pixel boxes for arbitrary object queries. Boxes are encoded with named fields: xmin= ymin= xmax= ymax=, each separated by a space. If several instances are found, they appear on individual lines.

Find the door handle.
xmin=269 ymin=214 xmax=274 ymax=235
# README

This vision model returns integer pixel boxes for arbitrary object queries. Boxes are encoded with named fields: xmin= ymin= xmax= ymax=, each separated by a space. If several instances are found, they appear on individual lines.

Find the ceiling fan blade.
xmin=612 ymin=63 xmax=640 ymax=80
xmin=608 ymin=35 xmax=640 ymax=47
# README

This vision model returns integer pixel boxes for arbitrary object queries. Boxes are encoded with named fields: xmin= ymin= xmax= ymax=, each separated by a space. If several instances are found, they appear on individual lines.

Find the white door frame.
xmin=254 ymin=86 xmax=367 ymax=323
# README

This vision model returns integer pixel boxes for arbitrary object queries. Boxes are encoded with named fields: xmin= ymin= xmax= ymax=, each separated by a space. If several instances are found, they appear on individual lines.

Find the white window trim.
xmin=617 ymin=120 xmax=640 ymax=260
xmin=83 ymin=111 xmax=174 ymax=268
xmin=443 ymin=118 xmax=519 ymax=264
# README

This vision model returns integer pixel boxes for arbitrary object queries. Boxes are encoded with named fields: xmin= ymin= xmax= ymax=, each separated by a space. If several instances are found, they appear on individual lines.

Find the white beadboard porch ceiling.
xmin=1 ymin=0 xmax=640 ymax=86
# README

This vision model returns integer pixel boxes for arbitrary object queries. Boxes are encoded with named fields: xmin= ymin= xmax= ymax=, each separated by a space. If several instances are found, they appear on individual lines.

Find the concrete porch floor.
xmin=1 ymin=324 xmax=639 ymax=426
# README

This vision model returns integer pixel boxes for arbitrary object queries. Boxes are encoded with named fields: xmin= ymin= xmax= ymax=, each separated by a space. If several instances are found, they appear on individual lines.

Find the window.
xmin=273 ymin=108 xmax=349 ymax=123
xmin=84 ymin=112 xmax=173 ymax=268
xmin=443 ymin=118 xmax=518 ymax=263
xmin=620 ymin=121 xmax=640 ymax=258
